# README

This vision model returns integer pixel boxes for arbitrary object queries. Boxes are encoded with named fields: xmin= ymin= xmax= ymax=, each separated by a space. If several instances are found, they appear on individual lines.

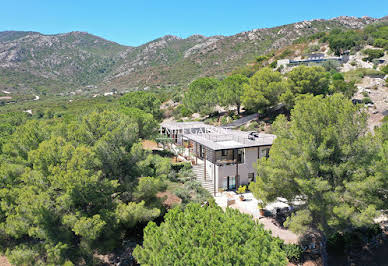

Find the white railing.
xmin=199 ymin=133 xmax=276 ymax=145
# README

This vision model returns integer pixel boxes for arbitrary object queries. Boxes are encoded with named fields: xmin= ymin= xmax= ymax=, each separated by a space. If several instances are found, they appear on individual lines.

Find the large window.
xmin=223 ymin=176 xmax=236 ymax=190
xmin=248 ymin=173 xmax=255 ymax=182
xmin=237 ymin=149 xmax=244 ymax=163
xmin=199 ymin=145 xmax=204 ymax=159
xmin=259 ymin=147 xmax=270 ymax=158
xmin=216 ymin=149 xmax=244 ymax=164
xmin=263 ymin=148 xmax=270 ymax=158
xmin=216 ymin=149 xmax=234 ymax=164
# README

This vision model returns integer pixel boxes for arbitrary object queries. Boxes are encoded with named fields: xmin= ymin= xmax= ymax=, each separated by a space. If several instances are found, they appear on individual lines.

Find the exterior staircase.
xmin=192 ymin=163 xmax=214 ymax=195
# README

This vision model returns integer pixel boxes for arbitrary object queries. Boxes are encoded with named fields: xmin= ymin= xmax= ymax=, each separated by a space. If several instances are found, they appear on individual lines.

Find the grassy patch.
xmin=343 ymin=68 xmax=385 ymax=83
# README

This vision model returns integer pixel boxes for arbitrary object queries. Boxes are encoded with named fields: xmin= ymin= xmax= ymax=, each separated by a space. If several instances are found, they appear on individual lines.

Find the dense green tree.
xmin=120 ymin=107 xmax=158 ymax=139
xmin=2 ymin=120 xmax=48 ymax=160
xmin=119 ymin=91 xmax=162 ymax=120
xmin=217 ymin=74 xmax=248 ymax=114
xmin=183 ymin=77 xmax=220 ymax=115
xmin=133 ymin=203 xmax=288 ymax=265
xmin=249 ymin=94 xmax=385 ymax=265
xmin=329 ymin=79 xmax=357 ymax=98
xmin=0 ymin=112 xmax=28 ymax=152
xmin=242 ymin=67 xmax=286 ymax=113
xmin=287 ymin=65 xmax=330 ymax=95
xmin=328 ymin=29 xmax=361 ymax=55
xmin=279 ymin=66 xmax=330 ymax=111
xmin=0 ymin=110 xmax=167 ymax=264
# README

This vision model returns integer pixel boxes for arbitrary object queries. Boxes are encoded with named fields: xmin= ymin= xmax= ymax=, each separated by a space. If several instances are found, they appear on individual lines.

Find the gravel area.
xmin=354 ymin=76 xmax=388 ymax=130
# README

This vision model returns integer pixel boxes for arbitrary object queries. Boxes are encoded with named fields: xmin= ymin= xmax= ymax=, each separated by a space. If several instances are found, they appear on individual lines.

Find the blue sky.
xmin=0 ymin=0 xmax=386 ymax=46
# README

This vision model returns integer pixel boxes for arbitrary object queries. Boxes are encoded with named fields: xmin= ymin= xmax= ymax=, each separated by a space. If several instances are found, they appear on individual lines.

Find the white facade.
xmin=214 ymin=146 xmax=271 ymax=190
xmin=194 ymin=145 xmax=272 ymax=192
xmin=160 ymin=121 xmax=275 ymax=194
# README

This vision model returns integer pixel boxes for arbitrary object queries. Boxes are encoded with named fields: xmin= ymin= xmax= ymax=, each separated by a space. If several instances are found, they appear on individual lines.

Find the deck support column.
xmin=204 ymin=148 xmax=206 ymax=181
xmin=195 ymin=142 xmax=198 ymax=165
xmin=213 ymin=165 xmax=216 ymax=196
xmin=235 ymin=149 xmax=239 ymax=189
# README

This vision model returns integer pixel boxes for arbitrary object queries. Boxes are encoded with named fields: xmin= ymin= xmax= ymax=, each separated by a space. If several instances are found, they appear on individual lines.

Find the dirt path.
xmin=0 ymin=256 xmax=11 ymax=266
xmin=257 ymin=217 xmax=299 ymax=244
xmin=229 ymin=204 xmax=299 ymax=244
xmin=223 ymin=113 xmax=259 ymax=129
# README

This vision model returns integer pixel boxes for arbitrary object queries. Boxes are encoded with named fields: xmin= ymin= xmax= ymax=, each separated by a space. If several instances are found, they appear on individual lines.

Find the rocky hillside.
xmin=0 ymin=31 xmax=130 ymax=94
xmin=0 ymin=16 xmax=382 ymax=94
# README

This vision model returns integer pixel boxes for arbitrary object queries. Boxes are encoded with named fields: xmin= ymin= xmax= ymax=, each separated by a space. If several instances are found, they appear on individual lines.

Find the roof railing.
xmin=197 ymin=132 xmax=276 ymax=146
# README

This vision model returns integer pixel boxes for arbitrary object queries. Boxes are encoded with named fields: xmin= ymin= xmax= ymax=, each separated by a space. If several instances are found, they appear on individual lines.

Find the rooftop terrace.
xmin=184 ymin=130 xmax=275 ymax=150
xmin=161 ymin=121 xmax=276 ymax=150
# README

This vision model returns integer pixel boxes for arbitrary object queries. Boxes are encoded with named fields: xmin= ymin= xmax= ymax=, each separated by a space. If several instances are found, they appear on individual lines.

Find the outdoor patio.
xmin=214 ymin=192 xmax=299 ymax=244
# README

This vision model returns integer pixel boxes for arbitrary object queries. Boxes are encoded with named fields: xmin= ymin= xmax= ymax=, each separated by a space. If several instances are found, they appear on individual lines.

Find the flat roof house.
xmin=160 ymin=122 xmax=276 ymax=195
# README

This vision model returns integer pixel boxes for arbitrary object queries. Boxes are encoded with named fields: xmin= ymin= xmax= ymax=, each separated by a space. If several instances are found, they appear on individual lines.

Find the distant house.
xmin=307 ymin=53 xmax=324 ymax=60
xmin=278 ymin=53 xmax=344 ymax=67
xmin=277 ymin=59 xmax=290 ymax=67
xmin=160 ymin=122 xmax=275 ymax=195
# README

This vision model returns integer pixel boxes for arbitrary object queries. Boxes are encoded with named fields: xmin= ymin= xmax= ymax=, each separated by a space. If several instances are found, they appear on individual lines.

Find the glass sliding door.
xmin=223 ymin=176 xmax=236 ymax=190
xmin=229 ymin=176 xmax=236 ymax=190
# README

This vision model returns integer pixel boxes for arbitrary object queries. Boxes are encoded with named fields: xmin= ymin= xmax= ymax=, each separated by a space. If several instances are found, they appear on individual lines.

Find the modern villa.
xmin=160 ymin=121 xmax=276 ymax=195
xmin=277 ymin=52 xmax=349 ymax=67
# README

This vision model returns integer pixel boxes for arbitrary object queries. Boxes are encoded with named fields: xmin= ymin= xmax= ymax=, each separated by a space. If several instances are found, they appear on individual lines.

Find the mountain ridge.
xmin=0 ymin=15 xmax=385 ymax=94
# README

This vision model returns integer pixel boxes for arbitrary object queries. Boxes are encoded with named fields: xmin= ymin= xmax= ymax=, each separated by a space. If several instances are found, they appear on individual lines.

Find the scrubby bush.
xmin=374 ymin=38 xmax=388 ymax=50
xmin=172 ymin=94 xmax=182 ymax=103
xmin=171 ymin=162 xmax=192 ymax=172
xmin=306 ymin=44 xmax=320 ymax=53
xmin=244 ymin=121 xmax=259 ymax=131
xmin=362 ymin=97 xmax=373 ymax=104
xmin=332 ymin=72 xmax=344 ymax=80
xmin=279 ymin=49 xmax=293 ymax=59
xmin=174 ymin=104 xmax=193 ymax=118
xmin=321 ymin=60 xmax=341 ymax=72
xmin=362 ymin=49 xmax=385 ymax=62
xmin=281 ymin=244 xmax=303 ymax=263
xmin=220 ymin=116 xmax=230 ymax=125
xmin=381 ymin=64 xmax=388 ymax=74
xmin=256 ymin=55 xmax=269 ymax=63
